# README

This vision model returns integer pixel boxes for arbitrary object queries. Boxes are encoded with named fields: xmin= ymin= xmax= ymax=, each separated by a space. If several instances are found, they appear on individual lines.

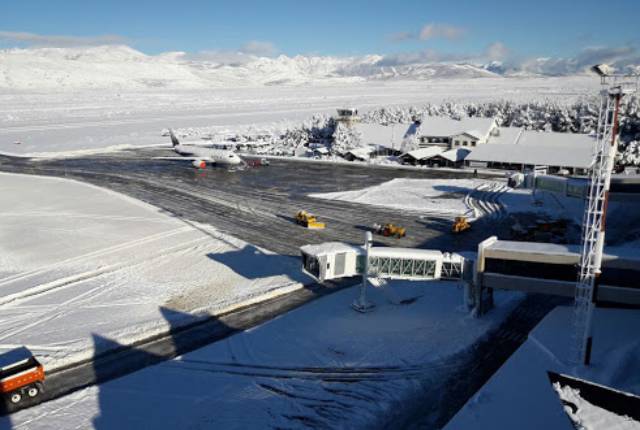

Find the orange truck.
xmin=1 ymin=348 xmax=45 ymax=405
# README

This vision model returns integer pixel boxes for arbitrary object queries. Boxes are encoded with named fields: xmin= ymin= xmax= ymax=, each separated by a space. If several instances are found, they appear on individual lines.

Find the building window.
xmin=471 ymin=141 xmax=476 ymax=146
xmin=454 ymin=140 xmax=460 ymax=146
xmin=463 ymin=141 xmax=468 ymax=146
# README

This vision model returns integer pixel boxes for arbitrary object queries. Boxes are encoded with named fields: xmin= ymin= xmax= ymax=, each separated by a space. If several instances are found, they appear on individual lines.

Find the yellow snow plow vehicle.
xmin=452 ymin=216 xmax=471 ymax=234
xmin=373 ymin=223 xmax=406 ymax=238
xmin=295 ymin=210 xmax=326 ymax=229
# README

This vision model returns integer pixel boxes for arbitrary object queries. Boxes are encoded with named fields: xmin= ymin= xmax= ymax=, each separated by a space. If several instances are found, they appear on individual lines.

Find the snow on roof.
xmin=455 ymin=130 xmax=484 ymax=140
xmin=485 ymin=240 xmax=579 ymax=260
xmin=483 ymin=240 xmax=640 ymax=267
xmin=300 ymin=243 xmax=444 ymax=260
xmin=438 ymin=148 xmax=471 ymax=163
xmin=345 ymin=146 xmax=374 ymax=159
xmin=485 ymin=127 xmax=522 ymax=144
xmin=300 ymin=242 xmax=361 ymax=257
xmin=403 ymin=147 xmax=444 ymax=160
xmin=355 ymin=123 xmax=402 ymax=149
xmin=467 ymin=142 xmax=594 ymax=168
xmin=489 ymin=128 xmax=596 ymax=147
xmin=369 ymin=247 xmax=443 ymax=260
xmin=521 ymin=131 xmax=596 ymax=147
xmin=415 ymin=117 xmax=496 ymax=138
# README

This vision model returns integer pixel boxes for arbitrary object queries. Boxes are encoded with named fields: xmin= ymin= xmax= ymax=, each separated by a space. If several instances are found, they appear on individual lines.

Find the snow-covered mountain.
xmin=0 ymin=45 xmax=504 ymax=90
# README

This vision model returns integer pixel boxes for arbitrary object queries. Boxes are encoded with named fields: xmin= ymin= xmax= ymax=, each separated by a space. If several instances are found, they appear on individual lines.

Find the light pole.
xmin=352 ymin=231 xmax=375 ymax=312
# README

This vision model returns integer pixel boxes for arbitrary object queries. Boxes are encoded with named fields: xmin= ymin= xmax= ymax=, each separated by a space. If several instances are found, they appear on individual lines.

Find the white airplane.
xmin=162 ymin=129 xmax=243 ymax=169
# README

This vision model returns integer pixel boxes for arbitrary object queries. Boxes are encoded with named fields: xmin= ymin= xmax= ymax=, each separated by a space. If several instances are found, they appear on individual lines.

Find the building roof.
xmin=369 ymin=247 xmax=443 ymax=260
xmin=485 ymin=127 xmax=522 ymax=144
xmin=467 ymin=143 xmax=594 ymax=168
xmin=488 ymin=128 xmax=597 ymax=147
xmin=483 ymin=239 xmax=640 ymax=268
xmin=412 ymin=117 xmax=496 ymax=139
xmin=454 ymin=130 xmax=484 ymax=140
xmin=354 ymin=123 xmax=403 ymax=150
xmin=300 ymin=242 xmax=445 ymax=260
xmin=300 ymin=242 xmax=361 ymax=257
xmin=467 ymin=130 xmax=596 ymax=169
xmin=403 ymin=147 xmax=444 ymax=160
xmin=345 ymin=146 xmax=374 ymax=159
xmin=438 ymin=148 xmax=471 ymax=163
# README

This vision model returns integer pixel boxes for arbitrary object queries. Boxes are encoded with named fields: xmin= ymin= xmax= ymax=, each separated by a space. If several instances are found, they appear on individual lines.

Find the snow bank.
xmin=2 ymin=281 xmax=524 ymax=429
xmin=0 ymin=172 xmax=308 ymax=369
xmin=552 ymin=383 xmax=639 ymax=430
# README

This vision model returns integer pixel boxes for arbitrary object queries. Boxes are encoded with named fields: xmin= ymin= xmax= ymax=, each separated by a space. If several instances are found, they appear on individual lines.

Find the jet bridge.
xmin=300 ymin=242 xmax=465 ymax=283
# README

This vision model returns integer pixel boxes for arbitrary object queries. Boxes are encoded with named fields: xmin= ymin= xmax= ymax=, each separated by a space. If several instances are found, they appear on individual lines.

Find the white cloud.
xmin=485 ymin=42 xmax=509 ymax=60
xmin=239 ymin=40 xmax=277 ymax=57
xmin=521 ymin=46 xmax=639 ymax=75
xmin=419 ymin=23 xmax=465 ymax=41
xmin=0 ymin=30 xmax=127 ymax=47
xmin=184 ymin=41 xmax=279 ymax=65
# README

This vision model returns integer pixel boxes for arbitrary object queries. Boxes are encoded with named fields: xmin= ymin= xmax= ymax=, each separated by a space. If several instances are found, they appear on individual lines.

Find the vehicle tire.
xmin=10 ymin=392 xmax=21 ymax=404
xmin=27 ymin=386 xmax=39 ymax=398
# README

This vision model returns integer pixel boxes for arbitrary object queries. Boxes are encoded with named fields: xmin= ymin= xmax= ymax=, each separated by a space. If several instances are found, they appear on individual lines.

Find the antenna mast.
xmin=573 ymin=65 xmax=638 ymax=365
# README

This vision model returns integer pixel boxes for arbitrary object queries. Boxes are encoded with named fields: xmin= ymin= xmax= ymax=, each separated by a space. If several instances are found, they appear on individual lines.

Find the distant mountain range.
xmin=0 ymin=45 xmax=577 ymax=90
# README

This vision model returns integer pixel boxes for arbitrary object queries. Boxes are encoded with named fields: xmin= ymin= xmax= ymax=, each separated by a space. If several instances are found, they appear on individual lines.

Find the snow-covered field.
xmin=1 ymin=280 xmax=523 ymax=429
xmin=0 ymin=172 xmax=307 ymax=369
xmin=310 ymin=177 xmax=591 ymax=222
xmin=445 ymin=306 xmax=640 ymax=430
xmin=0 ymin=75 xmax=598 ymax=157
xmin=310 ymin=178 xmax=482 ymax=217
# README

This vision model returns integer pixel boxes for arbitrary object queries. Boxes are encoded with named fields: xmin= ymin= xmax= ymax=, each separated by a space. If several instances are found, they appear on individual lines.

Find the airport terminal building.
xmin=465 ymin=127 xmax=595 ymax=174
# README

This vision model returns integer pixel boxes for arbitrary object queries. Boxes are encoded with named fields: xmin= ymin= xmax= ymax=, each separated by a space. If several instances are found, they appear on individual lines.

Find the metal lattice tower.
xmin=573 ymin=68 xmax=638 ymax=366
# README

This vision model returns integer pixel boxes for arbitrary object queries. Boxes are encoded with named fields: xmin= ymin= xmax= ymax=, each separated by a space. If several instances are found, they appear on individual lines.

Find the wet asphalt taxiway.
xmin=0 ymin=149 xmax=505 ymax=256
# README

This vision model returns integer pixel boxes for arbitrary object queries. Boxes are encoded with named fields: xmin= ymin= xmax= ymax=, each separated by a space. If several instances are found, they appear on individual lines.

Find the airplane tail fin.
xmin=169 ymin=129 xmax=180 ymax=147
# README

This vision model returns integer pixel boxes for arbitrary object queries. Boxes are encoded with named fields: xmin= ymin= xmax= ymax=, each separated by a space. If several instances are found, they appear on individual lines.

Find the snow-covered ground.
xmin=310 ymin=178 xmax=483 ymax=217
xmin=0 ymin=74 xmax=597 ymax=157
xmin=501 ymin=188 xmax=586 ymax=223
xmin=445 ymin=306 xmax=640 ymax=430
xmin=310 ymin=177 xmax=590 ymax=222
xmin=1 ymin=280 xmax=524 ymax=429
xmin=0 ymin=172 xmax=307 ymax=370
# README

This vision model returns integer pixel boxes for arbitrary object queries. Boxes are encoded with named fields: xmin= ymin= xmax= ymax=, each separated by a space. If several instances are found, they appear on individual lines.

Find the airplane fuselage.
xmin=175 ymin=144 xmax=242 ymax=166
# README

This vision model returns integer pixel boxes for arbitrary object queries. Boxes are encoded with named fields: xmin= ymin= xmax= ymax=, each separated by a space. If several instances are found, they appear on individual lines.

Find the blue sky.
xmin=0 ymin=0 xmax=638 ymax=61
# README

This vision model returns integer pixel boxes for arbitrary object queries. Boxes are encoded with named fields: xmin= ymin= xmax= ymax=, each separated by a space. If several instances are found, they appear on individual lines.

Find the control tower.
xmin=335 ymin=108 xmax=359 ymax=126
